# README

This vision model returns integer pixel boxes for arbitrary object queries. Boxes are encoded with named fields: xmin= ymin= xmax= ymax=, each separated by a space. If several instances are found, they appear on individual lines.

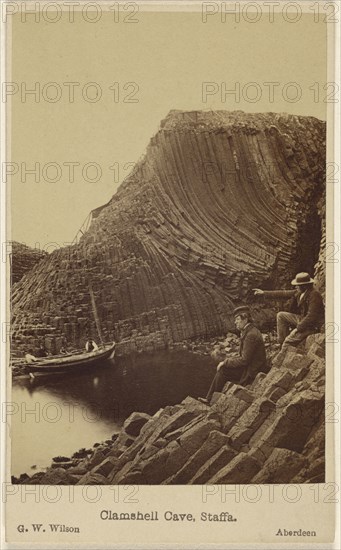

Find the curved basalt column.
xmin=10 ymin=241 xmax=48 ymax=284
xmin=11 ymin=111 xmax=325 ymax=355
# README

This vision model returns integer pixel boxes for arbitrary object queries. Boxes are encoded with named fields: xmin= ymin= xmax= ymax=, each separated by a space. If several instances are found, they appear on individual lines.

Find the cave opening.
xmin=258 ymin=192 xmax=323 ymax=293
xmin=293 ymin=206 xmax=322 ymax=279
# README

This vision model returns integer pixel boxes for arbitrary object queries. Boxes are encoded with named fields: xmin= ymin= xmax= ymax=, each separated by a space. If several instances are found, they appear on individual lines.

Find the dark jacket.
xmin=223 ymin=323 xmax=267 ymax=385
xmin=263 ymin=287 xmax=325 ymax=332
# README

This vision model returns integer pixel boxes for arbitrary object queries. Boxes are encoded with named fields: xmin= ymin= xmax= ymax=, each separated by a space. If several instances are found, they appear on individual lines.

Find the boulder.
xmin=292 ymin=452 xmax=325 ymax=483
xmin=249 ymin=372 xmax=267 ymax=394
xmin=76 ymin=472 xmax=108 ymax=485
xmin=51 ymin=461 xmax=73 ymax=469
xmin=143 ymin=440 xmax=189 ymax=484
xmin=227 ymin=398 xmax=276 ymax=449
xmin=40 ymin=467 xmax=73 ymax=485
xmin=114 ymin=442 xmax=183 ymax=485
xmin=72 ymin=448 xmax=92 ymax=459
xmin=211 ymin=392 xmax=225 ymax=404
xmin=123 ymin=412 xmax=151 ymax=437
xmin=181 ymin=396 xmax=212 ymax=415
xmin=164 ymin=430 xmax=230 ymax=484
xmin=137 ymin=407 xmax=198 ymax=448
xmin=140 ymin=443 xmax=164 ymax=461
xmin=253 ymin=390 xmax=324 ymax=454
xmin=271 ymin=347 xmax=296 ymax=368
xmin=189 ymin=446 xmax=237 ymax=484
xmin=112 ymin=418 xmax=219 ymax=485
xmin=207 ymin=453 xmax=260 ymax=484
xmin=247 ymin=443 xmax=274 ymax=464
xmin=88 ymin=448 xmax=106 ymax=468
xmin=306 ymin=333 xmax=325 ymax=358
xmin=52 ymin=455 xmax=71 ymax=463
xmin=251 ymin=448 xmax=307 ymax=483
xmin=302 ymin=415 xmax=325 ymax=459
xmin=229 ymin=385 xmax=255 ymax=403
xmin=68 ymin=474 xmax=84 ymax=484
xmin=91 ymin=457 xmax=118 ymax=477
xmin=260 ymin=368 xmax=294 ymax=393
xmin=163 ymin=416 xmax=206 ymax=442
xmin=211 ymin=393 xmax=251 ymax=433
xmin=108 ymin=458 xmax=134 ymax=484
xmin=112 ymin=431 xmax=136 ymax=450
xmin=25 ymin=472 xmax=45 ymax=484
xmin=303 ymin=357 xmax=325 ymax=385
xmin=108 ymin=437 xmax=145 ymax=463
xmin=263 ymin=386 xmax=287 ymax=402
xmin=177 ymin=419 xmax=220 ymax=456
xmin=67 ymin=463 xmax=89 ymax=475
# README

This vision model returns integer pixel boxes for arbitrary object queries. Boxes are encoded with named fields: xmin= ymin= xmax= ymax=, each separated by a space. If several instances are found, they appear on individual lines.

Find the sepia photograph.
xmin=1 ymin=0 xmax=339 ymax=547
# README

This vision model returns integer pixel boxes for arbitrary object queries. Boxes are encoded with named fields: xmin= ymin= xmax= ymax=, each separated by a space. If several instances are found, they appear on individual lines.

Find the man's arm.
xmin=253 ymin=289 xmax=296 ymax=299
xmin=223 ymin=333 xmax=260 ymax=369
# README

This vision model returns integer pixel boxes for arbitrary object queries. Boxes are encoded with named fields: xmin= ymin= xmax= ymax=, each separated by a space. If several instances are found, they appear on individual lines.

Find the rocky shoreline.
xmin=11 ymin=329 xmax=278 ymax=379
xmin=13 ymin=333 xmax=325 ymax=485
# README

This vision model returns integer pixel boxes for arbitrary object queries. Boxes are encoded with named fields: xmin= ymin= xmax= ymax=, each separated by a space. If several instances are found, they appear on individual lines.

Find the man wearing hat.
xmin=253 ymin=272 xmax=324 ymax=348
xmin=200 ymin=305 xmax=267 ymax=404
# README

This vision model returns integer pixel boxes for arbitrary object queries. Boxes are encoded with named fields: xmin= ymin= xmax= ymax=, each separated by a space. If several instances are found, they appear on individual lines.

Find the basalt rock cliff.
xmin=10 ymin=241 xmax=47 ymax=284
xmin=11 ymin=111 xmax=325 ymax=356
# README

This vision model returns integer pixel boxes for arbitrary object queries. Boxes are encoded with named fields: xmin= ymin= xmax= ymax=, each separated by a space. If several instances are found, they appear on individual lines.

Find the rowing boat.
xmin=23 ymin=342 xmax=116 ymax=375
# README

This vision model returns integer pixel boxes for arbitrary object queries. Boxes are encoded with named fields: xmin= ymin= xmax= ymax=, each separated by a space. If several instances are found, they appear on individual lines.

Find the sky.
xmin=9 ymin=6 xmax=327 ymax=249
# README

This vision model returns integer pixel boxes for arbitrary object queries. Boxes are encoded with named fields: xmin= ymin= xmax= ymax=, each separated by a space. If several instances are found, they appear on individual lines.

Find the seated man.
xmin=85 ymin=339 xmax=99 ymax=352
xmin=200 ymin=306 xmax=267 ymax=404
xmin=25 ymin=350 xmax=37 ymax=363
xmin=253 ymin=272 xmax=324 ymax=348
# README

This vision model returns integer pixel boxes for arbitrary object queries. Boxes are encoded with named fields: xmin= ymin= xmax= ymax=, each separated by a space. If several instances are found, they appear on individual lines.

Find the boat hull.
xmin=23 ymin=344 xmax=116 ymax=374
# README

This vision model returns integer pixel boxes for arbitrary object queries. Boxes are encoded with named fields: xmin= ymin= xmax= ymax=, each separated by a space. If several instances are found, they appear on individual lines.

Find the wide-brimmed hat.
xmin=291 ymin=272 xmax=314 ymax=286
xmin=233 ymin=305 xmax=251 ymax=317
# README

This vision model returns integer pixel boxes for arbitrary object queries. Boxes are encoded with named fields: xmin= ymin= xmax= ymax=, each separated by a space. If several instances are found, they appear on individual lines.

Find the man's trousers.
xmin=206 ymin=364 xmax=243 ymax=402
xmin=277 ymin=311 xmax=315 ymax=347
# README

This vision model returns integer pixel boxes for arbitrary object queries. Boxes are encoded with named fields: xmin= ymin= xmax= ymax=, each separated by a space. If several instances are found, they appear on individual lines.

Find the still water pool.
xmin=11 ymin=350 xmax=215 ymax=476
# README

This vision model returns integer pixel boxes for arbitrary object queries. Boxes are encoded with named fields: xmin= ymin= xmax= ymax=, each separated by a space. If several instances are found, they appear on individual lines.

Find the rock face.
xmin=15 ymin=334 xmax=325 ymax=485
xmin=10 ymin=241 xmax=47 ymax=284
xmin=11 ymin=110 xmax=325 ymax=355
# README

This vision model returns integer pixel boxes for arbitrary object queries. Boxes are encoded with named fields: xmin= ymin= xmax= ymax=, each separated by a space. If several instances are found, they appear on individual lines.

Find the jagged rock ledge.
xmin=14 ymin=334 xmax=325 ymax=485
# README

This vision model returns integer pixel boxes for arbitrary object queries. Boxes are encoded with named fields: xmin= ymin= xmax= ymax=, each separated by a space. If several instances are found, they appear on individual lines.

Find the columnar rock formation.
xmin=17 ymin=335 xmax=325 ymax=485
xmin=11 ymin=111 xmax=325 ymax=356
xmin=10 ymin=241 xmax=47 ymax=284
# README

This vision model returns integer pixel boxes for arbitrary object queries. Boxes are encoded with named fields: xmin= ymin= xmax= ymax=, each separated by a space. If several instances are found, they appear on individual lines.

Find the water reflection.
xmin=12 ymin=351 xmax=214 ymax=476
